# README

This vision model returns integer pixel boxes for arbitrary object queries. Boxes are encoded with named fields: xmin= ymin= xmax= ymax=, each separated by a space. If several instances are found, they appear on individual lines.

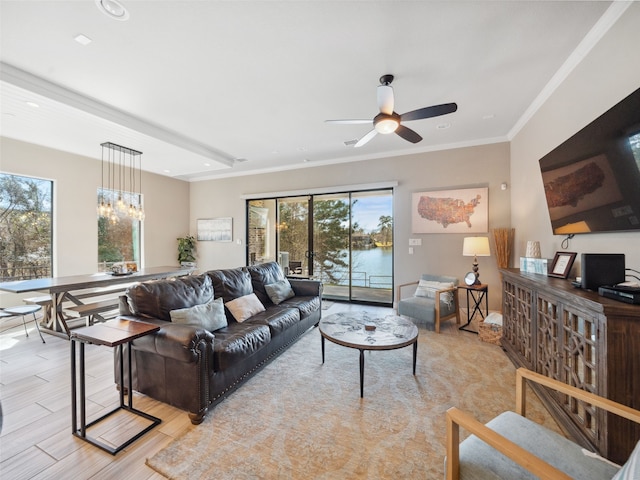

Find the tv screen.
xmin=539 ymin=87 xmax=640 ymax=235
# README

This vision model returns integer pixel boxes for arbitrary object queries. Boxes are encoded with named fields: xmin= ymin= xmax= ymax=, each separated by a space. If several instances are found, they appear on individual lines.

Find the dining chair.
xmin=1 ymin=305 xmax=45 ymax=343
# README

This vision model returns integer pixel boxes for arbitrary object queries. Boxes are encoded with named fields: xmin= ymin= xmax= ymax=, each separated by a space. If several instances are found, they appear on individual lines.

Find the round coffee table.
xmin=318 ymin=311 xmax=419 ymax=397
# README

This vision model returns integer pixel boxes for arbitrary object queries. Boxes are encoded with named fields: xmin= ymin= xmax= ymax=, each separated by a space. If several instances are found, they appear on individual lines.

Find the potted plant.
xmin=177 ymin=235 xmax=197 ymax=266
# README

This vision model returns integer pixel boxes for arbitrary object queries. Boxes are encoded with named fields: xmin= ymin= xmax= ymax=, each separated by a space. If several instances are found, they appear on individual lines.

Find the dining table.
xmin=0 ymin=265 xmax=194 ymax=337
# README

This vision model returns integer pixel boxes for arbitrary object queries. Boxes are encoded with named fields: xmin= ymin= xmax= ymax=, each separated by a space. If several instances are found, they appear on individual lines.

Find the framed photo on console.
xmin=548 ymin=251 xmax=577 ymax=279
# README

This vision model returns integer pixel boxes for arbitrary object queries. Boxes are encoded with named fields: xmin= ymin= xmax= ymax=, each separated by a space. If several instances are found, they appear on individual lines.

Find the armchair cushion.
xmin=612 ymin=440 xmax=640 ymax=480
xmin=457 ymin=411 xmax=620 ymax=480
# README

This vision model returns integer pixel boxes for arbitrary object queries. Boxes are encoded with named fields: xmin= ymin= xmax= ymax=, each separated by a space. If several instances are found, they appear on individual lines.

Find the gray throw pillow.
xmin=170 ymin=297 xmax=227 ymax=331
xmin=265 ymin=278 xmax=295 ymax=305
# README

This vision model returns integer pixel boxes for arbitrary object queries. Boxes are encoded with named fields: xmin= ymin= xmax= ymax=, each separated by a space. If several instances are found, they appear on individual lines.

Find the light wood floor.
xmin=0 ymin=314 xmax=194 ymax=479
xmin=0 ymin=303 xmax=473 ymax=479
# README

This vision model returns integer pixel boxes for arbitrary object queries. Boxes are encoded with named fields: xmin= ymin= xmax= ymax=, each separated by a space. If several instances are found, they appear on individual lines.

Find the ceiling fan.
xmin=325 ymin=74 xmax=458 ymax=148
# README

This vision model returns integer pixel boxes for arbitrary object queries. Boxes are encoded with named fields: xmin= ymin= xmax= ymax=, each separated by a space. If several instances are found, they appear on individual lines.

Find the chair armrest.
xmin=446 ymin=407 xmax=572 ymax=480
xmin=396 ymin=281 xmax=419 ymax=301
xmin=515 ymin=368 xmax=640 ymax=424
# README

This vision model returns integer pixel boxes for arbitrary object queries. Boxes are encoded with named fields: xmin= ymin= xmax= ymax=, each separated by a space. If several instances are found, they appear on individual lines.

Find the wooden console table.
xmin=500 ymin=268 xmax=640 ymax=464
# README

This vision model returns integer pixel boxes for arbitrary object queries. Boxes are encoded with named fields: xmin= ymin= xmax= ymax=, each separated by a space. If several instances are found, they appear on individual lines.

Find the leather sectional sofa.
xmin=116 ymin=261 xmax=322 ymax=424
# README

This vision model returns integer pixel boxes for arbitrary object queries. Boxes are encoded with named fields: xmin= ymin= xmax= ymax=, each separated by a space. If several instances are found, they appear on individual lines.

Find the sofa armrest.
xmin=119 ymin=315 xmax=215 ymax=363
xmin=288 ymin=278 xmax=322 ymax=297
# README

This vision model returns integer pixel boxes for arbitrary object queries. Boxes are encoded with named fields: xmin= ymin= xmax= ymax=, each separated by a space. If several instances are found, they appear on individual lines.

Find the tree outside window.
xmin=0 ymin=173 xmax=53 ymax=281
xmin=97 ymin=188 xmax=141 ymax=272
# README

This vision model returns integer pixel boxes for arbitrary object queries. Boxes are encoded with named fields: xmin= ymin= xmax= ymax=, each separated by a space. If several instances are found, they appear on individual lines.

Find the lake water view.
xmin=317 ymin=247 xmax=393 ymax=288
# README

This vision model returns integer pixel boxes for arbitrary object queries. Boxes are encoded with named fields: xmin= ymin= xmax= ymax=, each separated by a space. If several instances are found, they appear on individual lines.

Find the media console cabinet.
xmin=500 ymin=268 xmax=640 ymax=465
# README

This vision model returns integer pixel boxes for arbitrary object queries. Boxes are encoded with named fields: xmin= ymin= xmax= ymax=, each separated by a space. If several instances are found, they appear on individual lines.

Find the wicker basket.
xmin=479 ymin=314 xmax=502 ymax=346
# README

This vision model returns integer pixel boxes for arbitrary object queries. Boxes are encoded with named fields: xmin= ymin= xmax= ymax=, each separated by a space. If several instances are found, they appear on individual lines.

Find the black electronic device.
xmin=580 ymin=253 xmax=625 ymax=291
xmin=538 ymin=87 xmax=640 ymax=235
xmin=598 ymin=285 xmax=640 ymax=305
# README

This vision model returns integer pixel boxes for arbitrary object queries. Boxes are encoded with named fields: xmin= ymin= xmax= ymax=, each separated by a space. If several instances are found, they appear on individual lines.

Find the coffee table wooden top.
xmin=319 ymin=311 xmax=418 ymax=351
xmin=70 ymin=319 xmax=159 ymax=347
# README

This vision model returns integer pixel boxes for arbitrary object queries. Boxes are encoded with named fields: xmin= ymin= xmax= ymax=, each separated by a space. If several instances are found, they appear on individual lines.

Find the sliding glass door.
xmin=247 ymin=188 xmax=393 ymax=305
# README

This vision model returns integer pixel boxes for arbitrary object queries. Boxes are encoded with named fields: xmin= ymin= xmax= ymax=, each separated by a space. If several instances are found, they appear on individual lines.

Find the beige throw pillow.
xmin=414 ymin=280 xmax=455 ymax=306
xmin=170 ymin=297 xmax=227 ymax=331
xmin=226 ymin=293 xmax=266 ymax=323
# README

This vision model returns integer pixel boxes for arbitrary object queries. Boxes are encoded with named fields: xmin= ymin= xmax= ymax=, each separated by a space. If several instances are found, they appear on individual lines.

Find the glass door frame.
xmin=245 ymin=187 xmax=393 ymax=306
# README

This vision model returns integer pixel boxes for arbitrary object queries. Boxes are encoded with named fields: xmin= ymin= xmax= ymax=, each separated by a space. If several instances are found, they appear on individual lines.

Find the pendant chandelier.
xmin=97 ymin=142 xmax=145 ymax=223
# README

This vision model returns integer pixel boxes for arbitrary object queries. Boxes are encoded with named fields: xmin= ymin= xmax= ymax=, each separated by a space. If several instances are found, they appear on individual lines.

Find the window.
xmin=0 ymin=173 xmax=53 ymax=281
xmin=97 ymin=188 xmax=142 ymax=272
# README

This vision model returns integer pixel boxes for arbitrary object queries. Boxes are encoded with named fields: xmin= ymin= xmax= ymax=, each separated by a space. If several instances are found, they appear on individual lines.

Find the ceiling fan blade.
xmin=400 ymin=102 xmax=458 ymax=122
xmin=354 ymin=129 xmax=378 ymax=148
xmin=395 ymin=125 xmax=422 ymax=144
xmin=325 ymin=119 xmax=372 ymax=125
xmin=377 ymin=85 xmax=394 ymax=115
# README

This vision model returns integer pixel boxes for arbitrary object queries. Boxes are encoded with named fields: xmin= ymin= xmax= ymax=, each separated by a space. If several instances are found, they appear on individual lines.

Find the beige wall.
xmin=0 ymin=137 xmax=190 ymax=306
xmin=190 ymin=142 xmax=511 ymax=309
xmin=510 ymin=2 xmax=640 ymax=276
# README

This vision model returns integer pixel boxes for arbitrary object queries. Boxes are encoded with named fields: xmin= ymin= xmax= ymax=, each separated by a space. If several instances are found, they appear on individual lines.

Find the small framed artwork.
xmin=548 ymin=251 xmax=577 ymax=279
xmin=197 ymin=217 xmax=233 ymax=242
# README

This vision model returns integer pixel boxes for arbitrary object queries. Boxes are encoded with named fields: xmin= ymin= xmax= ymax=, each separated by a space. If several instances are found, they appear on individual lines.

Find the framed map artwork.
xmin=411 ymin=187 xmax=488 ymax=234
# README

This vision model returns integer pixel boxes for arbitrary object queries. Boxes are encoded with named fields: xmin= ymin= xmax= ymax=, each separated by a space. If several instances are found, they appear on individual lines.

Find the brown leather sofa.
xmin=116 ymin=261 xmax=321 ymax=424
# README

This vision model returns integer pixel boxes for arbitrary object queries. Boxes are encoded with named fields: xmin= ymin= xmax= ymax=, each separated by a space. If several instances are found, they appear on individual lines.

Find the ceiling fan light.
xmin=375 ymin=118 xmax=399 ymax=134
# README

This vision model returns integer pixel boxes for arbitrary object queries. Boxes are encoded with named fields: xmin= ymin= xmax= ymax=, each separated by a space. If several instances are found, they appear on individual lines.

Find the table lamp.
xmin=463 ymin=236 xmax=491 ymax=285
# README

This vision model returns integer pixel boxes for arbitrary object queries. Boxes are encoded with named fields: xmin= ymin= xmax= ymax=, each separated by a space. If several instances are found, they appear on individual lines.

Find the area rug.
xmin=321 ymin=300 xmax=334 ymax=310
xmin=147 ymin=324 xmax=560 ymax=479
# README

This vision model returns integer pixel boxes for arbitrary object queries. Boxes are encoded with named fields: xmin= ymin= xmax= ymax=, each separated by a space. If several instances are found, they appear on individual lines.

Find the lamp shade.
xmin=462 ymin=237 xmax=490 ymax=257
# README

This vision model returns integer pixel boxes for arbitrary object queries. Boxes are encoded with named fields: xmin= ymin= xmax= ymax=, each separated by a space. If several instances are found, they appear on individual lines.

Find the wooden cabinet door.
xmin=535 ymin=292 xmax=561 ymax=381
xmin=557 ymin=303 xmax=601 ymax=450
xmin=502 ymin=278 xmax=534 ymax=368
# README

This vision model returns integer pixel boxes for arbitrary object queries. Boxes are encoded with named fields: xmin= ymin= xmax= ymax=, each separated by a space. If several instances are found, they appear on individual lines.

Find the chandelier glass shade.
xmin=97 ymin=142 xmax=145 ymax=223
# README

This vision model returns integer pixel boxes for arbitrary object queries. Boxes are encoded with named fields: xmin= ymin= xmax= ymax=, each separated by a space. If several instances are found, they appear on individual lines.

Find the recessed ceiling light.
xmin=436 ymin=123 xmax=451 ymax=130
xmin=95 ymin=0 xmax=130 ymax=21
xmin=203 ymin=162 xmax=211 ymax=167
xmin=25 ymin=101 xmax=39 ymax=108
xmin=74 ymin=34 xmax=92 ymax=46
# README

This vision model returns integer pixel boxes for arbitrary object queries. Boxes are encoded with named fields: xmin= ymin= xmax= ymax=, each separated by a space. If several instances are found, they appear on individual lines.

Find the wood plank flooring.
xmin=0 ymin=314 xmax=193 ymax=479
xmin=0 ymin=303 xmax=472 ymax=479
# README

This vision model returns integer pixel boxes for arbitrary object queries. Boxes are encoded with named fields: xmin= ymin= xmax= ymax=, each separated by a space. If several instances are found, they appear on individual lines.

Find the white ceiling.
xmin=0 ymin=0 xmax=627 ymax=182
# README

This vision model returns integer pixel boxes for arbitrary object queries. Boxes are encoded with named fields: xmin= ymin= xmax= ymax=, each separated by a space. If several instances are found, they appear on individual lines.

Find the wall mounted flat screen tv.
xmin=539 ymin=87 xmax=640 ymax=235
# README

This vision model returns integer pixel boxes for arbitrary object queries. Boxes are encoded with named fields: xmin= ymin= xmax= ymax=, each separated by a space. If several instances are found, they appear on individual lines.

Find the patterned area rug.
xmin=147 ymin=323 xmax=559 ymax=479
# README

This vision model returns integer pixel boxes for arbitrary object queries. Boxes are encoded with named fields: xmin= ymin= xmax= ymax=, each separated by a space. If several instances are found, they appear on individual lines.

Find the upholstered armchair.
xmin=396 ymin=274 xmax=460 ymax=333
xmin=446 ymin=368 xmax=640 ymax=480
